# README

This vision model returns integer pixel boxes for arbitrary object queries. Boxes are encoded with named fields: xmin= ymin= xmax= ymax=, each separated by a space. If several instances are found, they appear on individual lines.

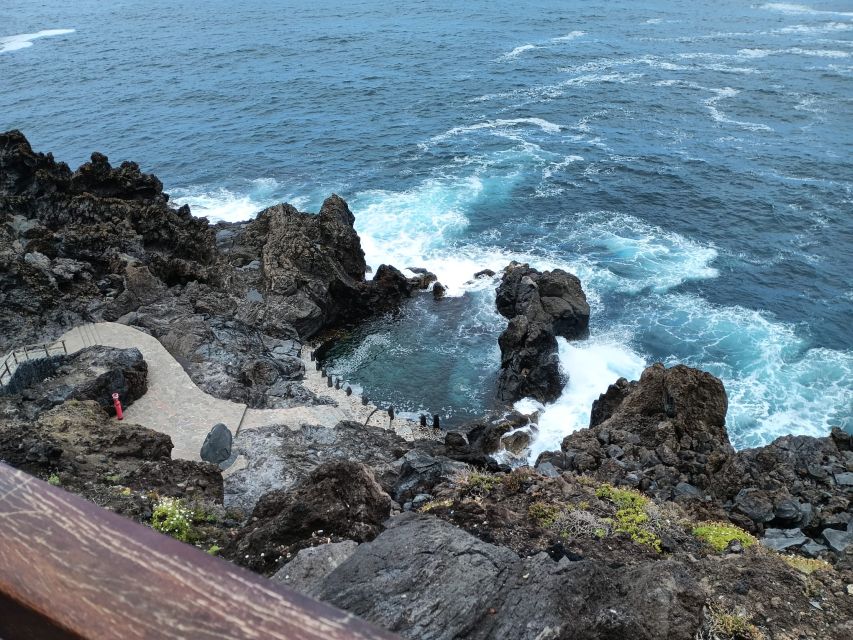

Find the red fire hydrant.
xmin=112 ymin=392 xmax=124 ymax=421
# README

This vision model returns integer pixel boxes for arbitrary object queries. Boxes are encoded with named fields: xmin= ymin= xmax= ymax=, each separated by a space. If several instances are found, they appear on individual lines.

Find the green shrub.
xmin=207 ymin=545 xmax=222 ymax=556
xmin=528 ymin=502 xmax=561 ymax=528
xmin=702 ymin=606 xmax=764 ymax=640
xmin=151 ymin=497 xmax=193 ymax=542
xmin=595 ymin=484 xmax=662 ymax=552
xmin=419 ymin=498 xmax=453 ymax=512
xmin=467 ymin=472 xmax=499 ymax=495
xmin=692 ymin=522 xmax=756 ymax=553
xmin=781 ymin=555 xmax=831 ymax=575
xmin=47 ymin=473 xmax=60 ymax=487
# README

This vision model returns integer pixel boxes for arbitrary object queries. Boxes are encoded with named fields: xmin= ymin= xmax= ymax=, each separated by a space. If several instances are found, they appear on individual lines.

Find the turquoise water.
xmin=2 ymin=0 xmax=851 ymax=451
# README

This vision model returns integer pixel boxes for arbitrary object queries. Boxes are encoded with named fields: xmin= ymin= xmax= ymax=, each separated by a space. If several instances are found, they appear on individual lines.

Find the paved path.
xmin=60 ymin=323 xmax=431 ymax=462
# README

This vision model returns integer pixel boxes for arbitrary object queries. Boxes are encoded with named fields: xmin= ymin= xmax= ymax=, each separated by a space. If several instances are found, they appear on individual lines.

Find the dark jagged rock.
xmin=0 ymin=345 xmax=147 ymax=419
xmin=310 ymin=513 xmax=704 ymax=640
xmin=432 ymin=282 xmax=446 ymax=300
xmin=224 ymin=421 xmax=414 ymax=513
xmin=392 ymin=450 xmax=468 ymax=503
xmin=541 ymin=363 xmax=732 ymax=497
xmin=225 ymin=461 xmax=392 ymax=575
xmin=444 ymin=411 xmax=531 ymax=466
xmin=1 ymin=131 xmax=422 ymax=407
xmin=0 ymin=130 xmax=215 ymax=351
xmin=711 ymin=427 xmax=852 ymax=539
xmin=0 ymin=400 xmax=222 ymax=505
xmin=494 ymin=261 xmax=589 ymax=403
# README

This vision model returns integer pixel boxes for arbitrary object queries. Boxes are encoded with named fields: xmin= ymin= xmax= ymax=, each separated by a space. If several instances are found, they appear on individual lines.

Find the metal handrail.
xmin=0 ymin=339 xmax=67 ymax=386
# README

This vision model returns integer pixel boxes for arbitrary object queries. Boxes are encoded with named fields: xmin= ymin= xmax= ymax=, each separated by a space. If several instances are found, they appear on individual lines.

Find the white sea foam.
xmin=526 ymin=336 xmax=647 ymax=463
xmin=776 ymin=21 xmax=853 ymax=33
xmin=646 ymin=294 xmax=853 ymax=449
xmin=760 ymin=3 xmax=853 ymax=17
xmin=561 ymin=72 xmax=645 ymax=87
xmin=429 ymin=118 xmax=563 ymax=144
xmin=551 ymin=30 xmax=586 ymax=42
xmin=542 ymin=155 xmax=584 ymax=180
xmin=568 ymin=211 xmax=720 ymax=293
xmin=0 ymin=29 xmax=75 ymax=53
xmin=704 ymin=87 xmax=774 ymax=132
xmin=170 ymin=178 xmax=290 ymax=222
xmin=499 ymin=44 xmax=536 ymax=60
xmin=739 ymin=47 xmax=850 ymax=58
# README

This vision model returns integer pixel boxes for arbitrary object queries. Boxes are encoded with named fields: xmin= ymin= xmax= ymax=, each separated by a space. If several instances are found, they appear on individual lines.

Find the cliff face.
xmin=0 ymin=130 xmax=415 ymax=408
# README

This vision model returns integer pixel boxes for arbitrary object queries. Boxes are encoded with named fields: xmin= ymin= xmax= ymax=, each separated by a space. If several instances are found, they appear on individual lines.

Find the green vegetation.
xmin=692 ymin=522 xmax=756 ymax=553
xmin=467 ymin=472 xmax=499 ymax=495
xmin=703 ymin=606 xmax=764 ymax=640
xmin=419 ymin=498 xmax=453 ymax=513
xmin=595 ymin=484 xmax=662 ymax=552
xmin=103 ymin=473 xmax=122 ymax=484
xmin=207 ymin=545 xmax=222 ymax=556
xmin=151 ymin=497 xmax=193 ymax=542
xmin=528 ymin=502 xmax=560 ymax=528
xmin=780 ymin=555 xmax=832 ymax=575
xmin=47 ymin=473 xmax=60 ymax=486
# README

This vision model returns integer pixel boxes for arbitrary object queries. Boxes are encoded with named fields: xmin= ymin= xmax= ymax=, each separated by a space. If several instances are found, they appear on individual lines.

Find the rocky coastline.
xmin=1 ymin=131 xmax=851 ymax=639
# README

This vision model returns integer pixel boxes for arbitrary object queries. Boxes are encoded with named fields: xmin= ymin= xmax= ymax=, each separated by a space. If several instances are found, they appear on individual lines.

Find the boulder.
xmin=225 ymin=461 xmax=393 ymax=575
xmin=1 ymin=346 xmax=148 ymax=419
xmin=822 ymin=528 xmax=853 ymax=554
xmin=392 ymin=450 xmax=468 ymax=503
xmin=224 ymin=421 xmax=412 ymax=514
xmin=550 ymin=363 xmax=732 ymax=494
xmin=271 ymin=540 xmax=359 ymax=594
xmin=313 ymin=513 xmax=704 ymax=640
xmin=200 ymin=423 xmax=232 ymax=465
xmin=761 ymin=528 xmax=810 ymax=552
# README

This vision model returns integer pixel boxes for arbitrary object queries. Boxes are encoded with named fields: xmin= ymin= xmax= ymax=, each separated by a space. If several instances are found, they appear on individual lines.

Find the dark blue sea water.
xmin=3 ymin=0 xmax=851 ymax=456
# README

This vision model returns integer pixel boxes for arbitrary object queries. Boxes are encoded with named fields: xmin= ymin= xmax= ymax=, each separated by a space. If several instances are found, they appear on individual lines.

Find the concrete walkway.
xmin=60 ymin=323 xmax=431 ymax=461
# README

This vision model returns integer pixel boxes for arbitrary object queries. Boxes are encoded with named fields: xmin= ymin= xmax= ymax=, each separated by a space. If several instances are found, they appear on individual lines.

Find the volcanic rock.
xmin=200 ymin=423 xmax=233 ymax=465
xmin=494 ymin=261 xmax=589 ymax=403
xmin=311 ymin=512 xmax=704 ymax=640
xmin=225 ymin=460 xmax=393 ymax=575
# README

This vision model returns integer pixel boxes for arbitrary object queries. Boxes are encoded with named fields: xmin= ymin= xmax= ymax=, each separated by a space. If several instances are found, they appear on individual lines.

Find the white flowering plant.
xmin=151 ymin=497 xmax=193 ymax=542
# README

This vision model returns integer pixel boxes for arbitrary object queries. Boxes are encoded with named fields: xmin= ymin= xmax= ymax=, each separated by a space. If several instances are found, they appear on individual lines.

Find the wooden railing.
xmin=0 ymin=463 xmax=399 ymax=639
xmin=0 ymin=339 xmax=67 ymax=387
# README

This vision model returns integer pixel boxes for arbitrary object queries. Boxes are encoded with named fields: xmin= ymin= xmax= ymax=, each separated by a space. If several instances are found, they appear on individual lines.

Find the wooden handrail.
xmin=0 ymin=463 xmax=399 ymax=640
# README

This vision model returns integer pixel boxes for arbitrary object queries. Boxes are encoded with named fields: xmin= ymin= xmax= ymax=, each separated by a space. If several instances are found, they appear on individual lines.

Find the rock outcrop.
xmin=0 ymin=131 xmax=421 ymax=408
xmin=224 ymin=421 xmax=413 ymax=513
xmin=225 ymin=460 xmax=393 ymax=574
xmin=0 ymin=400 xmax=222 ymax=509
xmin=539 ymin=363 xmax=732 ymax=496
xmin=495 ymin=261 xmax=589 ymax=403
xmin=537 ymin=362 xmax=852 ymax=564
xmin=0 ymin=345 xmax=147 ymax=419
xmin=309 ymin=513 xmax=704 ymax=640
xmin=712 ymin=428 xmax=852 ymax=549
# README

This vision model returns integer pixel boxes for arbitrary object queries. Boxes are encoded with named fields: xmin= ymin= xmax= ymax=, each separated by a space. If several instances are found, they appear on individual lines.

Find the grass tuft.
xmin=692 ymin=522 xmax=756 ymax=553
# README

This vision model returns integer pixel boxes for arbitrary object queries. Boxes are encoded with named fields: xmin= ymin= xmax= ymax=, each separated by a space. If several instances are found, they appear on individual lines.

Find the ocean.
xmin=2 ymin=0 xmax=851 ymax=458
